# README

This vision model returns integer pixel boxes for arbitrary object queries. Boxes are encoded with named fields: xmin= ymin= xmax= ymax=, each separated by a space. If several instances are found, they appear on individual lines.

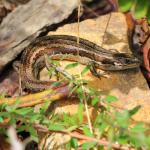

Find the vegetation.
xmin=118 ymin=0 xmax=150 ymax=22
xmin=0 ymin=60 xmax=150 ymax=149
xmin=0 ymin=0 xmax=149 ymax=149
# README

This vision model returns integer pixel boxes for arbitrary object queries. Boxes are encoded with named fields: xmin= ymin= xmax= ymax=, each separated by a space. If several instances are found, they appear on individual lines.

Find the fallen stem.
xmin=34 ymin=123 xmax=130 ymax=150
xmin=0 ymin=84 xmax=69 ymax=108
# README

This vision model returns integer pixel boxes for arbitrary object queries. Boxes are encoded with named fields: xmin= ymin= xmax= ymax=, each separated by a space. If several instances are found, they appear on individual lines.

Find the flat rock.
xmin=46 ymin=12 xmax=150 ymax=123
xmin=0 ymin=0 xmax=77 ymax=73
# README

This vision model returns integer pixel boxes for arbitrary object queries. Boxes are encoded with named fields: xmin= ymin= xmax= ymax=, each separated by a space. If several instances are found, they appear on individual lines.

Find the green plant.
xmin=118 ymin=0 xmax=150 ymax=22
xmin=0 ymin=60 xmax=150 ymax=149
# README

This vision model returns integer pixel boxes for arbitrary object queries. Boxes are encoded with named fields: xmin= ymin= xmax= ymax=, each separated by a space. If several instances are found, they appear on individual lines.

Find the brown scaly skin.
xmin=20 ymin=35 xmax=140 ymax=92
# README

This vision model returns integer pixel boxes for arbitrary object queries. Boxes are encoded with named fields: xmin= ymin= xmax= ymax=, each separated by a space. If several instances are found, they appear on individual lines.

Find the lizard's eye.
xmin=117 ymin=57 xmax=131 ymax=64
xmin=113 ymin=53 xmax=135 ymax=64
xmin=113 ymin=53 xmax=130 ymax=58
xmin=101 ymin=59 xmax=114 ymax=65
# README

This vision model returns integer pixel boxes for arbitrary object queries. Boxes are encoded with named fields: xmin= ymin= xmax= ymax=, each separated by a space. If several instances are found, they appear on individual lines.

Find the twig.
xmin=12 ymin=61 xmax=23 ymax=95
xmin=82 ymin=4 xmax=99 ymax=18
xmin=0 ymin=85 xmax=69 ymax=108
xmin=77 ymin=0 xmax=81 ymax=45
xmin=44 ymin=55 xmax=74 ymax=81
xmin=34 ymin=123 xmax=130 ymax=150
xmin=101 ymin=13 xmax=111 ymax=47
xmin=18 ymin=66 xmax=23 ymax=95
xmin=77 ymin=0 xmax=93 ymax=135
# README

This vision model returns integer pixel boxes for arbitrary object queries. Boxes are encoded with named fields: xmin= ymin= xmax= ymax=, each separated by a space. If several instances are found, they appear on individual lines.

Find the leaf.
xmin=131 ymin=123 xmax=146 ymax=133
xmin=129 ymin=135 xmax=142 ymax=148
xmin=108 ymin=127 xmax=114 ymax=142
xmin=81 ymin=141 xmax=96 ymax=149
xmin=46 ymin=55 xmax=60 ymax=66
xmin=116 ymin=111 xmax=129 ymax=128
xmin=0 ymin=103 xmax=7 ymax=111
xmin=17 ymin=125 xmax=27 ymax=132
xmin=0 ymin=117 xmax=3 ymax=123
xmin=147 ymin=6 xmax=150 ymax=23
xmin=77 ymin=104 xmax=84 ymax=124
xmin=118 ymin=0 xmax=134 ymax=12
xmin=81 ymin=65 xmax=91 ymax=75
xmin=83 ymin=126 xmax=93 ymax=137
xmin=31 ymin=135 xmax=39 ymax=143
xmin=29 ymin=114 xmax=41 ymax=123
xmin=67 ymin=125 xmax=78 ymax=132
xmin=76 ymin=87 xmax=84 ymax=102
xmin=47 ymin=68 xmax=55 ymax=77
xmin=28 ymin=127 xmax=38 ymax=142
xmin=9 ymin=118 xmax=17 ymax=126
xmin=98 ymin=122 xmax=108 ymax=135
xmin=63 ymin=113 xmax=77 ymax=126
xmin=40 ymin=100 xmax=50 ymax=114
xmin=105 ymin=95 xmax=118 ymax=103
xmin=117 ymin=135 xmax=128 ymax=145
xmin=65 ymin=142 xmax=71 ymax=150
xmin=65 ymin=62 xmax=79 ymax=70
xmin=69 ymin=85 xmax=79 ymax=96
xmin=48 ymin=124 xmax=65 ymax=131
xmin=52 ymin=60 xmax=60 ymax=66
xmin=128 ymin=105 xmax=141 ymax=116
xmin=5 ymin=106 xmax=12 ymax=112
xmin=15 ymin=107 xmax=33 ymax=115
xmin=92 ymin=97 xmax=99 ymax=106
xmin=5 ymin=99 xmax=21 ymax=112
xmin=49 ymin=80 xmax=62 ymax=88
xmin=134 ymin=0 xmax=149 ymax=19
xmin=145 ymin=136 xmax=150 ymax=148
xmin=70 ymin=138 xmax=78 ymax=148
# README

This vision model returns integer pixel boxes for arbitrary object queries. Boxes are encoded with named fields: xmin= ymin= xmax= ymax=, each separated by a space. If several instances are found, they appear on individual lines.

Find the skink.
xmin=20 ymin=35 xmax=139 ymax=92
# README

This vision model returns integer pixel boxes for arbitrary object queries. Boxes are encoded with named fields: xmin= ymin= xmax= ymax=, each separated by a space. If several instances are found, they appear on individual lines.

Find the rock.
xmin=49 ymin=13 xmax=130 ymax=52
xmin=0 ymin=0 xmax=78 ymax=73
xmin=39 ymin=12 xmax=150 ymax=149
xmin=47 ymin=12 xmax=149 ymax=122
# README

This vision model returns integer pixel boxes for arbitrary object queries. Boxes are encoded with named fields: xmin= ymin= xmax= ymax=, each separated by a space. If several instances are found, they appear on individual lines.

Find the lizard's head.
xmin=100 ymin=53 xmax=140 ymax=70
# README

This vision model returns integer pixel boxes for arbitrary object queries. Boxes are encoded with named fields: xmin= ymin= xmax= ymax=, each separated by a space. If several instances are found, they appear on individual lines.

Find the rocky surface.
xmin=39 ymin=12 xmax=150 ymax=149
xmin=47 ymin=12 xmax=149 ymax=122
xmin=0 ymin=0 xmax=78 ymax=73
